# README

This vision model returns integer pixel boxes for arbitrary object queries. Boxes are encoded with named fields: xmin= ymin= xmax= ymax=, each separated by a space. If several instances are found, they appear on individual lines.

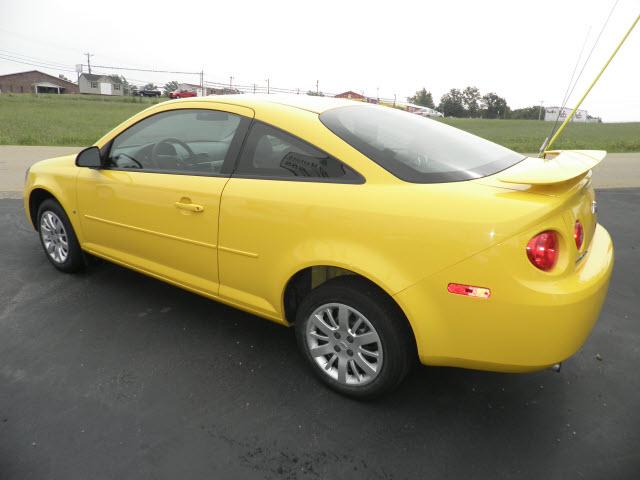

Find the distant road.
xmin=0 ymin=146 xmax=80 ymax=198
xmin=0 ymin=145 xmax=638 ymax=198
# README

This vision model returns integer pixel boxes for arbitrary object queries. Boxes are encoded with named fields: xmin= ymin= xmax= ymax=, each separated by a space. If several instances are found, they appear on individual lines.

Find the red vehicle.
xmin=169 ymin=89 xmax=198 ymax=99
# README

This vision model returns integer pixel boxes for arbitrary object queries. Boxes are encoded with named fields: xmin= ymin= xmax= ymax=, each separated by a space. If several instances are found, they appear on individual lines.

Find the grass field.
xmin=441 ymin=117 xmax=640 ymax=153
xmin=1 ymin=93 xmax=639 ymax=152
xmin=0 ymin=94 xmax=161 ymax=146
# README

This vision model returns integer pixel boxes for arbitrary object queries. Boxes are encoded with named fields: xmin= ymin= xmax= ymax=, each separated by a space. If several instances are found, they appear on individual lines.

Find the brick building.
xmin=0 ymin=70 xmax=79 ymax=94
xmin=334 ymin=90 xmax=366 ymax=100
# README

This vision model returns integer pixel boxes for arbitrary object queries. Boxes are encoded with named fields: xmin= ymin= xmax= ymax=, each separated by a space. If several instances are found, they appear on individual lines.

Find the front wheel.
xmin=295 ymin=277 xmax=415 ymax=399
xmin=37 ymin=198 xmax=85 ymax=273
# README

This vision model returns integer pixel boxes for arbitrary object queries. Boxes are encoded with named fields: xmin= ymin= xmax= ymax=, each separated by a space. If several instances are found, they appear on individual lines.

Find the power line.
xmin=0 ymin=47 xmax=399 ymax=102
xmin=85 ymin=63 xmax=201 ymax=75
xmin=0 ymin=54 xmax=77 ymax=73
xmin=0 ymin=49 xmax=74 ymax=70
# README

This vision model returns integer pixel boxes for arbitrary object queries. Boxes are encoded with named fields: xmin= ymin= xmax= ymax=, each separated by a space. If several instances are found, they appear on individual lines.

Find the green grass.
xmin=0 ymin=93 xmax=162 ymax=146
xmin=1 ymin=93 xmax=639 ymax=152
xmin=440 ymin=117 xmax=640 ymax=153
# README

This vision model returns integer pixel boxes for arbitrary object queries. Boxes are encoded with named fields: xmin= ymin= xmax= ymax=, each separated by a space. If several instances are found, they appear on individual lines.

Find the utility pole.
xmin=393 ymin=93 xmax=396 ymax=107
xmin=376 ymin=86 xmax=379 ymax=101
xmin=266 ymin=78 xmax=270 ymax=94
xmin=316 ymin=80 xmax=319 ymax=94
xmin=84 ymin=52 xmax=94 ymax=74
xmin=538 ymin=100 xmax=544 ymax=121
xmin=253 ymin=83 xmax=256 ymax=94
xmin=200 ymin=70 xmax=204 ymax=96
xmin=229 ymin=76 xmax=233 ymax=89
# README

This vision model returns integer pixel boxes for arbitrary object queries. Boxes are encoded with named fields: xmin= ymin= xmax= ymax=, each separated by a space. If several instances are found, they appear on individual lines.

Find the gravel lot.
xmin=0 ymin=188 xmax=638 ymax=479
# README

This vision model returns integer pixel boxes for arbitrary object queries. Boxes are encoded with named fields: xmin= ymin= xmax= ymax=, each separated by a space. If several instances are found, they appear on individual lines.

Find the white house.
xmin=78 ymin=73 xmax=124 ymax=96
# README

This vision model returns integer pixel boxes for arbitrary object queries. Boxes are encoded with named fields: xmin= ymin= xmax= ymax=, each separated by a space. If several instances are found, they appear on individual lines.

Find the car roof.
xmin=177 ymin=93 xmax=368 ymax=114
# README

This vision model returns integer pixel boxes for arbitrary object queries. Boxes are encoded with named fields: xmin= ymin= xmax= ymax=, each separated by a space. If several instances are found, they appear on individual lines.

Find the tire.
xmin=295 ymin=276 xmax=415 ymax=399
xmin=36 ymin=198 xmax=85 ymax=273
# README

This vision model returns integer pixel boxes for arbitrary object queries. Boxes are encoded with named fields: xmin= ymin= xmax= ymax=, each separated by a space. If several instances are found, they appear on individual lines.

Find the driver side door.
xmin=76 ymin=105 xmax=253 ymax=296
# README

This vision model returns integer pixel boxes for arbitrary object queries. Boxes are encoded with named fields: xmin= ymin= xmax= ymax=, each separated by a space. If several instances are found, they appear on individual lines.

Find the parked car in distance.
xmin=136 ymin=89 xmax=162 ymax=97
xmin=169 ymin=89 xmax=198 ymax=99
xmin=405 ymin=103 xmax=444 ymax=118
xmin=23 ymin=94 xmax=614 ymax=398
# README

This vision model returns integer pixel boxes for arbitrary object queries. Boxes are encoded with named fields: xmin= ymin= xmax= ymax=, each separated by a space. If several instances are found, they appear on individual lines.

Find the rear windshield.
xmin=320 ymin=105 xmax=525 ymax=183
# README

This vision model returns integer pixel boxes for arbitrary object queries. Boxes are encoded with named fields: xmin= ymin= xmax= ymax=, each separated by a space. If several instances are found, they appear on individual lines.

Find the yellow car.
xmin=23 ymin=95 xmax=614 ymax=398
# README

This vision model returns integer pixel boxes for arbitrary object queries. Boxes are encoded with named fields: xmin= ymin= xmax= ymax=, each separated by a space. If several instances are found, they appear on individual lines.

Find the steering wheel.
xmin=150 ymin=138 xmax=195 ymax=168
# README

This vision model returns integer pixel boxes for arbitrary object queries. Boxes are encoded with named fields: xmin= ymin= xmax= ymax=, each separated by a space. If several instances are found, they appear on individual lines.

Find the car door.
xmin=76 ymin=104 xmax=253 ymax=295
xmin=217 ymin=120 xmax=363 ymax=319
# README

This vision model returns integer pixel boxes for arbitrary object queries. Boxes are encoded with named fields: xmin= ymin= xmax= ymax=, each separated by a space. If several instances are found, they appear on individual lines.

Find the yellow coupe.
xmin=23 ymin=95 xmax=614 ymax=398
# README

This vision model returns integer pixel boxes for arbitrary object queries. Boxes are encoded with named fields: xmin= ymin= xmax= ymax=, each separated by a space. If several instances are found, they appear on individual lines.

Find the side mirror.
xmin=76 ymin=146 xmax=102 ymax=168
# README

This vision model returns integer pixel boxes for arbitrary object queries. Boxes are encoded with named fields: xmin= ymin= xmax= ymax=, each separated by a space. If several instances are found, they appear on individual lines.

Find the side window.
xmin=107 ymin=109 xmax=242 ymax=175
xmin=234 ymin=122 xmax=362 ymax=182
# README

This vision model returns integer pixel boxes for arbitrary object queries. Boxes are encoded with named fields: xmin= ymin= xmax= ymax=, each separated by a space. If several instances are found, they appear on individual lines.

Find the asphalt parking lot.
xmin=1 ymin=189 xmax=639 ymax=480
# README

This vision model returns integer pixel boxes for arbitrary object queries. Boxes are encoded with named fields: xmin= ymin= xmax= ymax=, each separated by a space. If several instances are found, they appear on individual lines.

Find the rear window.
xmin=320 ymin=105 xmax=525 ymax=183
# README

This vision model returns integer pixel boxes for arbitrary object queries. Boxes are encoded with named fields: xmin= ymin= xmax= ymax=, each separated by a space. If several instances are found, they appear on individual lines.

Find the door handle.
xmin=174 ymin=201 xmax=204 ymax=213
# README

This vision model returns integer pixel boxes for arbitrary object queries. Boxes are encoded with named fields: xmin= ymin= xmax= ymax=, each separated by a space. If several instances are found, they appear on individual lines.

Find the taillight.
xmin=574 ymin=220 xmax=584 ymax=250
xmin=526 ymin=231 xmax=559 ymax=271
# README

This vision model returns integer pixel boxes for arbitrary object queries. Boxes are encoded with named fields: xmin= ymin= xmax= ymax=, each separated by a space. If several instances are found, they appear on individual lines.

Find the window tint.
xmin=234 ymin=122 xmax=361 ymax=182
xmin=320 ymin=105 xmax=525 ymax=183
xmin=107 ymin=109 xmax=242 ymax=175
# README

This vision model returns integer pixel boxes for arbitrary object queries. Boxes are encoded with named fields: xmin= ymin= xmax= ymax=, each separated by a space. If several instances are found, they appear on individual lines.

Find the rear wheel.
xmin=37 ymin=199 xmax=84 ymax=273
xmin=295 ymin=276 xmax=414 ymax=399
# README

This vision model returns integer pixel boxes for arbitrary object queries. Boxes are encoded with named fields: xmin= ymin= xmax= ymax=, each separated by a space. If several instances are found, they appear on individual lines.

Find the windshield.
xmin=320 ymin=105 xmax=525 ymax=183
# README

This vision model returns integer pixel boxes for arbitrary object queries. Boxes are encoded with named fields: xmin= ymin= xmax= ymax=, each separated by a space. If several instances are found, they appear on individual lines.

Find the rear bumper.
xmin=394 ymin=223 xmax=614 ymax=372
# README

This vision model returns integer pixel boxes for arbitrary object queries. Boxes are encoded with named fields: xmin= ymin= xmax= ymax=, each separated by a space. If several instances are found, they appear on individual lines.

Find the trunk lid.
xmin=474 ymin=149 xmax=603 ymax=264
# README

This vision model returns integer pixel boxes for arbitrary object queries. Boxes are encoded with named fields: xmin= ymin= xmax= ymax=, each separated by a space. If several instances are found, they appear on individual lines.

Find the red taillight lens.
xmin=526 ymin=231 xmax=559 ymax=271
xmin=574 ymin=220 xmax=584 ymax=250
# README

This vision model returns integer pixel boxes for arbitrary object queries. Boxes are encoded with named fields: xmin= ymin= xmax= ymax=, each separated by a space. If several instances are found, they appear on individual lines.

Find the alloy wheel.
xmin=40 ymin=211 xmax=69 ymax=264
xmin=305 ymin=302 xmax=383 ymax=386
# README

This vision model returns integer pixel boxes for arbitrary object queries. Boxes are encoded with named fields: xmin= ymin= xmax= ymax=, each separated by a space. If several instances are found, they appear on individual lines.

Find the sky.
xmin=1 ymin=0 xmax=639 ymax=121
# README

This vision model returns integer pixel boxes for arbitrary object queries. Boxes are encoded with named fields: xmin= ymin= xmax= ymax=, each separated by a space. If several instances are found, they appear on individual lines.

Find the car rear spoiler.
xmin=498 ymin=150 xmax=607 ymax=185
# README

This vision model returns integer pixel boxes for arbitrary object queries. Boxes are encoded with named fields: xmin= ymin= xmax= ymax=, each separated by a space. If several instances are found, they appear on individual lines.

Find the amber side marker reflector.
xmin=447 ymin=283 xmax=491 ymax=299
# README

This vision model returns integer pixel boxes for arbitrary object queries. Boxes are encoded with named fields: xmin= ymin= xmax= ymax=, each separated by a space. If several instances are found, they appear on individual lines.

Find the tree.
xmin=481 ymin=92 xmax=510 ymax=119
xmin=462 ymin=86 xmax=481 ymax=117
xmin=438 ymin=89 xmax=465 ymax=117
xmin=510 ymin=106 xmax=543 ymax=120
xmin=163 ymin=80 xmax=179 ymax=96
xmin=408 ymin=88 xmax=435 ymax=108
xmin=58 ymin=74 xmax=71 ymax=82
xmin=307 ymin=90 xmax=324 ymax=96
xmin=109 ymin=75 xmax=130 ymax=94
xmin=142 ymin=83 xmax=158 ymax=91
xmin=108 ymin=75 xmax=127 ymax=86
